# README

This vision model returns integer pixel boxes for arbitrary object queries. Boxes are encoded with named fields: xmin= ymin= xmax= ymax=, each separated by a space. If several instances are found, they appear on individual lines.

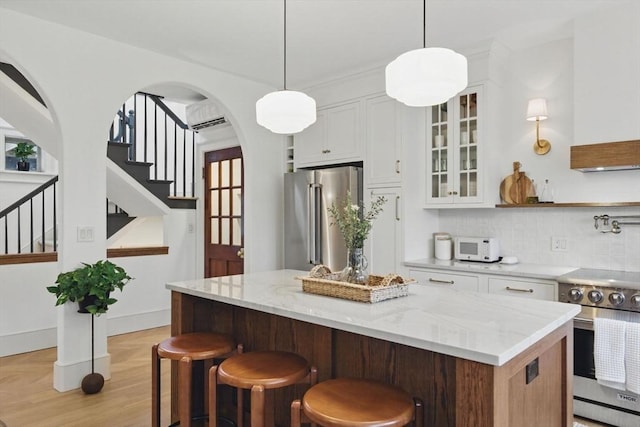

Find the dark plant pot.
xmin=17 ymin=161 xmax=30 ymax=171
xmin=77 ymin=295 xmax=99 ymax=313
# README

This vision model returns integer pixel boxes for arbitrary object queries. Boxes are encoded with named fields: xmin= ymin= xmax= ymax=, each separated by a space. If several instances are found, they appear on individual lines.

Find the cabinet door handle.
xmin=395 ymin=196 xmax=400 ymax=221
xmin=322 ymin=149 xmax=331 ymax=154
xmin=506 ymin=286 xmax=534 ymax=293
xmin=395 ymin=160 xmax=400 ymax=174
xmin=429 ymin=278 xmax=454 ymax=285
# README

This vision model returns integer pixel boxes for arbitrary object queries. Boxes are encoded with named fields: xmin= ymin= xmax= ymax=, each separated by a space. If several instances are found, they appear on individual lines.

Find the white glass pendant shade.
xmin=385 ymin=47 xmax=468 ymax=107
xmin=526 ymin=98 xmax=548 ymax=121
xmin=256 ymin=90 xmax=317 ymax=134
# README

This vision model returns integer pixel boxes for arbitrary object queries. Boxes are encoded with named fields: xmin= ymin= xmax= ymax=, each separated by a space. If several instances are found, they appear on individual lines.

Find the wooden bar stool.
xmin=152 ymin=332 xmax=236 ymax=427
xmin=209 ymin=350 xmax=317 ymax=427
xmin=291 ymin=378 xmax=424 ymax=427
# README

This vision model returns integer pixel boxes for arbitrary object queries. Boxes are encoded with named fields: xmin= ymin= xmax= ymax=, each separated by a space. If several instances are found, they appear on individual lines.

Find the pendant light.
xmin=385 ymin=0 xmax=468 ymax=107
xmin=256 ymin=0 xmax=316 ymax=134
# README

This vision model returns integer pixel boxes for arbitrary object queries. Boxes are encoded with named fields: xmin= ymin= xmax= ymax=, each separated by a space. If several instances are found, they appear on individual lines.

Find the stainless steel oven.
xmin=558 ymin=269 xmax=640 ymax=427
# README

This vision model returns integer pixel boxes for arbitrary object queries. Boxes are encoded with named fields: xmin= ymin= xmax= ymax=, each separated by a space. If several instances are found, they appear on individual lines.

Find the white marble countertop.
xmin=404 ymin=258 xmax=578 ymax=280
xmin=167 ymin=269 xmax=580 ymax=367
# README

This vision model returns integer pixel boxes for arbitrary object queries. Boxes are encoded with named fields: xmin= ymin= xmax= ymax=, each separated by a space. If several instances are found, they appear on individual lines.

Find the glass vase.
xmin=342 ymin=247 xmax=368 ymax=284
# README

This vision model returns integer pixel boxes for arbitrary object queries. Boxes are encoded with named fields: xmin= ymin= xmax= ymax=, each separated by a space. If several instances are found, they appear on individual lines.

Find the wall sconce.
xmin=526 ymin=98 xmax=551 ymax=155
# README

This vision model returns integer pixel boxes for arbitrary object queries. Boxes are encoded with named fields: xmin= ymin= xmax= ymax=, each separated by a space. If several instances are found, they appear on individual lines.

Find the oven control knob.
xmin=588 ymin=290 xmax=604 ymax=304
xmin=568 ymin=288 xmax=583 ymax=302
xmin=608 ymin=292 xmax=625 ymax=306
xmin=631 ymin=294 xmax=640 ymax=308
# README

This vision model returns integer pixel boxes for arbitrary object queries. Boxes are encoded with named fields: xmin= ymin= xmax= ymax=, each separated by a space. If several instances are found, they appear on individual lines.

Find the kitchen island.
xmin=167 ymin=269 xmax=580 ymax=426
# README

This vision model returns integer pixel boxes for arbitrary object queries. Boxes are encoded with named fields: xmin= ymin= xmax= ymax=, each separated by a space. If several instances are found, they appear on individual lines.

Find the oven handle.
xmin=574 ymin=317 xmax=593 ymax=331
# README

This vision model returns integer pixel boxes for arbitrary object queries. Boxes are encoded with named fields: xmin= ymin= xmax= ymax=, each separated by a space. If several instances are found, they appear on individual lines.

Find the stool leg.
xmin=208 ymin=365 xmax=219 ymax=427
xmin=179 ymin=356 xmax=193 ymax=427
xmin=237 ymin=386 xmax=244 ymax=427
xmin=290 ymin=399 xmax=302 ymax=427
xmin=152 ymin=343 xmax=160 ymax=427
xmin=413 ymin=397 xmax=424 ymax=427
xmin=250 ymin=384 xmax=266 ymax=427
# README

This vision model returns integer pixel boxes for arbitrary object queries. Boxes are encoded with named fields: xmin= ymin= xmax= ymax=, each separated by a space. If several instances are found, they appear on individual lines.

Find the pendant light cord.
xmin=283 ymin=0 xmax=287 ymax=90
xmin=422 ymin=0 xmax=426 ymax=48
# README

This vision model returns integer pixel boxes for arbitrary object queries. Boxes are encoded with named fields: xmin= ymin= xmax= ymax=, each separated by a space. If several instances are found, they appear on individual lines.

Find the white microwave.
xmin=454 ymin=237 xmax=500 ymax=262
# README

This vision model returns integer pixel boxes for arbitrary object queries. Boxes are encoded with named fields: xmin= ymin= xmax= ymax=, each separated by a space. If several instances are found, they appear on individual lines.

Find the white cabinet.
xmin=367 ymin=187 xmax=402 ymax=275
xmin=488 ymin=276 xmax=557 ymax=301
xmin=365 ymin=95 xmax=402 ymax=186
xmin=407 ymin=267 xmax=557 ymax=302
xmin=294 ymin=100 xmax=362 ymax=168
xmin=425 ymin=85 xmax=484 ymax=207
xmin=408 ymin=268 xmax=481 ymax=292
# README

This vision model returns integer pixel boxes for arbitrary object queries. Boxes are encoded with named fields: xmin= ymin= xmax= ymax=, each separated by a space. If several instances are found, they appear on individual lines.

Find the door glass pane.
xmin=232 ymin=158 xmax=242 ymax=186
xmin=440 ymin=175 xmax=448 ymax=198
xmin=210 ymin=218 xmax=219 ymax=244
xmin=232 ymin=189 xmax=242 ymax=216
xmin=209 ymin=162 xmax=219 ymax=188
xmin=232 ymin=218 xmax=242 ymax=246
xmin=221 ymin=160 xmax=230 ymax=187
xmin=210 ymin=190 xmax=219 ymax=215
xmin=460 ymin=94 xmax=468 ymax=119
xmin=460 ymin=172 xmax=468 ymax=197
xmin=221 ymin=189 xmax=230 ymax=216
xmin=470 ymin=172 xmax=478 ymax=196
xmin=221 ymin=218 xmax=230 ymax=245
xmin=469 ymin=93 xmax=477 ymax=117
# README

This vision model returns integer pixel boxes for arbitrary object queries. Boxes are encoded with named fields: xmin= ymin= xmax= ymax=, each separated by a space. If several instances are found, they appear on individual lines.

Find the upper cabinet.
xmin=426 ymin=85 xmax=484 ymax=207
xmin=294 ymin=100 xmax=362 ymax=168
xmin=365 ymin=95 xmax=403 ymax=187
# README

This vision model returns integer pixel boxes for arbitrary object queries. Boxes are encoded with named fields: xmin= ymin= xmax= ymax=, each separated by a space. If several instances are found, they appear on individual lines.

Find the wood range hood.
xmin=570 ymin=140 xmax=640 ymax=172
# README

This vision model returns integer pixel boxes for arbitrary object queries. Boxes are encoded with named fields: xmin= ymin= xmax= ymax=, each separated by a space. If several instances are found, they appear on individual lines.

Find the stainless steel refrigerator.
xmin=284 ymin=166 xmax=363 ymax=272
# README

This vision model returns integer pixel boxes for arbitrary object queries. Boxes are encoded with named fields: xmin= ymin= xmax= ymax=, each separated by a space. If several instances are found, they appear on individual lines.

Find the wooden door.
xmin=204 ymin=146 xmax=244 ymax=278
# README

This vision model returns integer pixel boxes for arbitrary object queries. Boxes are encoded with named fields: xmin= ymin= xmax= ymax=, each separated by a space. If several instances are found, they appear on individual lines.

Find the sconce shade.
xmin=256 ymin=90 xmax=317 ymax=134
xmin=385 ymin=47 xmax=468 ymax=107
xmin=526 ymin=98 xmax=548 ymax=121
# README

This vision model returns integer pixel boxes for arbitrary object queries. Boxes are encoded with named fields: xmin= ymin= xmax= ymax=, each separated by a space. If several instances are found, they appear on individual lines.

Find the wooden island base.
xmin=170 ymin=291 xmax=573 ymax=426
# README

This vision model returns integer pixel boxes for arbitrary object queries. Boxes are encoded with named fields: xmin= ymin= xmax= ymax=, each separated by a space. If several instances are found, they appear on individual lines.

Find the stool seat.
xmin=157 ymin=332 xmax=236 ymax=361
xmin=217 ymin=351 xmax=310 ymax=389
xmin=210 ymin=350 xmax=317 ymax=427
xmin=294 ymin=378 xmax=422 ymax=427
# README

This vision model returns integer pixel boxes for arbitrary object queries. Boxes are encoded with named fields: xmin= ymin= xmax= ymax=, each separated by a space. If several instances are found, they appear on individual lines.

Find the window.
xmin=4 ymin=137 xmax=41 ymax=172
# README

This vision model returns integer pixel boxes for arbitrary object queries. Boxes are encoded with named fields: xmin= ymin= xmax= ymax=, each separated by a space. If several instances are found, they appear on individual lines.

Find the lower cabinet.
xmin=408 ymin=268 xmax=480 ymax=292
xmin=488 ymin=276 xmax=557 ymax=301
xmin=407 ymin=267 xmax=557 ymax=301
xmin=367 ymin=187 xmax=402 ymax=276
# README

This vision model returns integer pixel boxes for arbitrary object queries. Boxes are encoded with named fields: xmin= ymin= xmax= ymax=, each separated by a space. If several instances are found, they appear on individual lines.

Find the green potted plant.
xmin=12 ymin=141 xmax=36 ymax=171
xmin=47 ymin=260 xmax=132 ymax=315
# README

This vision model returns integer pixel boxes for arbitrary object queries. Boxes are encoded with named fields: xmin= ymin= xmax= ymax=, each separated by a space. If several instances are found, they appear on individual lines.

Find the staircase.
xmin=1 ymin=62 xmax=199 ymax=253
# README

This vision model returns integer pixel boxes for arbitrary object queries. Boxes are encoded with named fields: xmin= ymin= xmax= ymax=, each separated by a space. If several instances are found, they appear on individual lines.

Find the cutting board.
xmin=500 ymin=162 xmax=533 ymax=204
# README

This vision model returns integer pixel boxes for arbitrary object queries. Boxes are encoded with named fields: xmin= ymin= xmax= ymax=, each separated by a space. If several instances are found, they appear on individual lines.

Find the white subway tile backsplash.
xmin=439 ymin=207 xmax=640 ymax=272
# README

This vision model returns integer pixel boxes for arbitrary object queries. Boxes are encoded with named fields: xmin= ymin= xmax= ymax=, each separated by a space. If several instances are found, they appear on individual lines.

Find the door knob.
xmin=237 ymin=248 xmax=244 ymax=259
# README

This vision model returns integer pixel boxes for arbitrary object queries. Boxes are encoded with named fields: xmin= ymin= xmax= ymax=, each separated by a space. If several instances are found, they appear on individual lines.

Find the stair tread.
xmin=125 ymin=160 xmax=154 ymax=167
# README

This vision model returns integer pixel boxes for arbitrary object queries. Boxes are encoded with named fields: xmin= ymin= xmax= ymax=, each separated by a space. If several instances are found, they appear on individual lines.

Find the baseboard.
xmin=53 ymin=353 xmax=111 ymax=392
xmin=0 ymin=309 xmax=170 ymax=357
xmin=107 ymin=308 xmax=171 ymax=336
xmin=0 ymin=327 xmax=57 ymax=357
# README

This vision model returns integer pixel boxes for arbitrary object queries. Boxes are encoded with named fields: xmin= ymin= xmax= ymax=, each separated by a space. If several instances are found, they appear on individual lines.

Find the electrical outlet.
xmin=77 ymin=226 xmax=95 ymax=242
xmin=551 ymin=236 xmax=568 ymax=252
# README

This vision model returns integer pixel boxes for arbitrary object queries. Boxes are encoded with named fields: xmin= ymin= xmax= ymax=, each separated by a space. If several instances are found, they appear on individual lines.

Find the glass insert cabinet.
xmin=426 ymin=85 xmax=483 ymax=206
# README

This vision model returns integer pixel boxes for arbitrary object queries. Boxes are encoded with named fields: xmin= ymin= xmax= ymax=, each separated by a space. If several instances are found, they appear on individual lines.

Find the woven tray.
xmin=297 ymin=266 xmax=411 ymax=303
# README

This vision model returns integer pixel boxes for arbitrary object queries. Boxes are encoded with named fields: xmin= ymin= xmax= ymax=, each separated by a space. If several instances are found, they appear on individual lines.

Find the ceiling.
xmin=0 ymin=0 xmax=631 ymax=101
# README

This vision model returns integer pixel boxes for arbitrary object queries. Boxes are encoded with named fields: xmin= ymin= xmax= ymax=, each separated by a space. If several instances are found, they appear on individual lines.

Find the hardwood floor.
xmin=0 ymin=326 xmax=171 ymax=427
xmin=0 ymin=325 xmax=608 ymax=427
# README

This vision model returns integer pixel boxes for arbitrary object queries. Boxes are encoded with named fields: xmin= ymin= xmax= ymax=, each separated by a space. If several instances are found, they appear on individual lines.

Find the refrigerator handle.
xmin=308 ymin=183 xmax=321 ymax=264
